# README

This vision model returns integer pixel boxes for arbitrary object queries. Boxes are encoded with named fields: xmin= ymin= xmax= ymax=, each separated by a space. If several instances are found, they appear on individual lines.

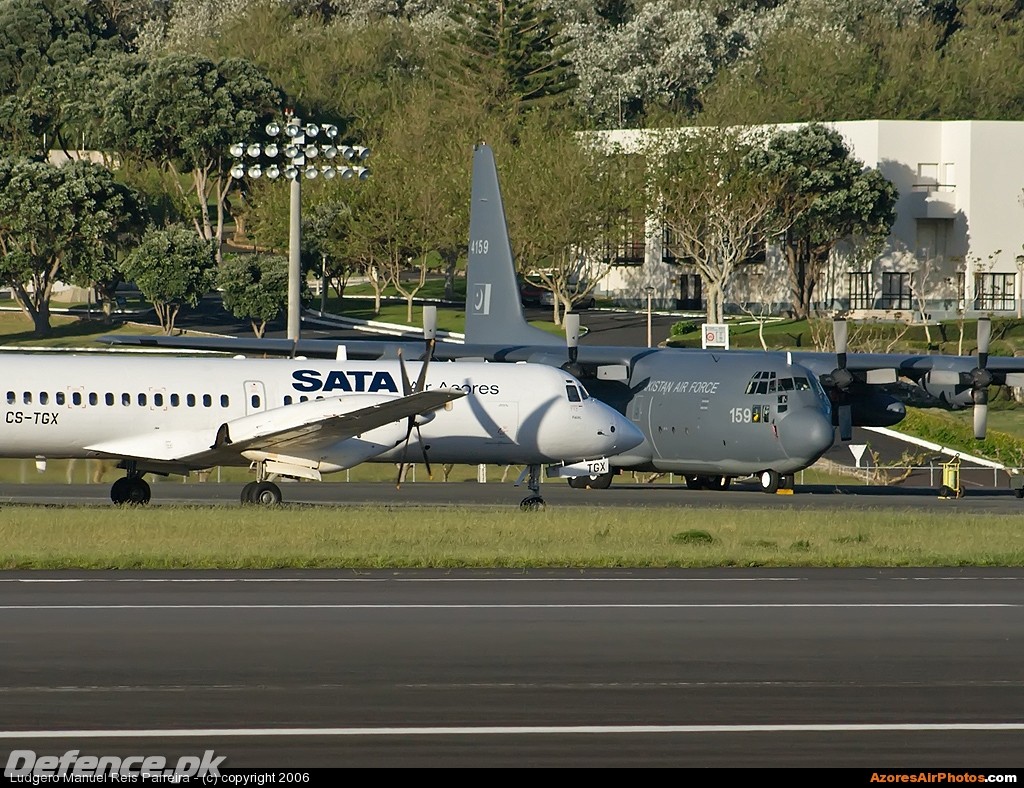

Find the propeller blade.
xmin=833 ymin=318 xmax=848 ymax=364
xmin=422 ymin=305 xmax=437 ymax=361
xmin=977 ymin=317 xmax=991 ymax=367
xmin=838 ymin=403 xmax=853 ymax=442
xmin=564 ymin=312 xmax=580 ymax=365
xmin=395 ymin=347 xmax=415 ymax=489
xmin=416 ymin=424 xmax=432 ymax=479
xmin=396 ymin=348 xmax=412 ymax=396
xmin=973 ymin=386 xmax=989 ymax=439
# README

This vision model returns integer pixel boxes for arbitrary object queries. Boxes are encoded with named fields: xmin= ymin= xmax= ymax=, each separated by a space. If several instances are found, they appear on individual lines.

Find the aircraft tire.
xmin=110 ymin=477 xmax=130 ymax=505
xmin=252 ymin=481 xmax=282 ymax=506
xmin=1015 ymin=488 xmax=1024 ymax=500
xmin=758 ymin=470 xmax=780 ymax=494
xmin=684 ymin=475 xmax=704 ymax=490
xmin=241 ymin=481 xmax=259 ymax=504
xmin=780 ymin=474 xmax=794 ymax=490
xmin=520 ymin=495 xmax=546 ymax=511
xmin=127 ymin=478 xmax=151 ymax=505
xmin=710 ymin=475 xmax=731 ymax=491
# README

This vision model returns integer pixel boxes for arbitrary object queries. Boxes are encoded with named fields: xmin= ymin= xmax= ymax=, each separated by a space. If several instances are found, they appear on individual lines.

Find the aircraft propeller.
xmin=421 ymin=305 xmax=437 ymax=361
xmin=561 ymin=312 xmax=584 ymax=378
xmin=395 ymin=347 xmax=434 ymax=488
xmin=821 ymin=318 xmax=856 ymax=441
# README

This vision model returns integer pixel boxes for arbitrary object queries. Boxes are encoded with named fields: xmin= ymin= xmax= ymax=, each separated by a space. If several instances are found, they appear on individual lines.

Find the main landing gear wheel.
xmin=567 ymin=472 xmax=613 ymax=490
xmin=241 ymin=481 xmax=259 ymax=504
xmin=250 ymin=481 xmax=282 ymax=506
xmin=685 ymin=475 xmax=704 ymax=490
xmin=110 ymin=476 xmax=151 ymax=505
xmin=710 ymin=475 xmax=731 ymax=491
xmin=758 ymin=470 xmax=781 ymax=494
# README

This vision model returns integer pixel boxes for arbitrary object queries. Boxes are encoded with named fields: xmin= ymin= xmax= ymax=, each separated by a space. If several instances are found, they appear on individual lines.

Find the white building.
xmin=591 ymin=120 xmax=1024 ymax=321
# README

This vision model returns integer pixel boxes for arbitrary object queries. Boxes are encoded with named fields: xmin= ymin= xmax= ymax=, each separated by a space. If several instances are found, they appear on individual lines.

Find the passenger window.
xmin=39 ymin=392 xmax=48 ymax=405
xmin=105 ymin=393 xmax=114 ymax=406
xmin=154 ymin=393 xmax=163 ymax=407
xmin=23 ymin=392 xmax=31 ymax=404
xmin=56 ymin=392 xmax=65 ymax=405
xmin=5 ymin=391 xmax=13 ymax=404
xmin=250 ymin=395 xmax=261 ymax=409
xmin=72 ymin=392 xmax=82 ymax=406
xmin=170 ymin=394 xmax=179 ymax=407
xmin=186 ymin=394 xmax=196 ymax=407
xmin=121 ymin=393 xmax=130 ymax=406
xmin=221 ymin=394 xmax=229 ymax=407
xmin=300 ymin=395 xmax=309 ymax=403
xmin=138 ymin=393 xmax=147 ymax=406
xmin=284 ymin=396 xmax=292 ymax=405
xmin=203 ymin=394 xmax=212 ymax=407
xmin=89 ymin=393 xmax=97 ymax=406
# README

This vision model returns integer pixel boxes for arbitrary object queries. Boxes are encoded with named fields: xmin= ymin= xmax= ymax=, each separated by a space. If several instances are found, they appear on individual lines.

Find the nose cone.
xmin=777 ymin=407 xmax=835 ymax=462
xmin=600 ymin=408 xmax=645 ymax=455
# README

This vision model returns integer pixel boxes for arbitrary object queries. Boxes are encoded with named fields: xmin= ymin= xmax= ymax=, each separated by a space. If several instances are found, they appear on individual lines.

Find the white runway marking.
xmin=1 ymin=576 xmax=1021 ymax=584
xmin=1 ymin=723 xmax=1022 ymax=738
xmin=0 ymin=603 xmax=1017 ymax=610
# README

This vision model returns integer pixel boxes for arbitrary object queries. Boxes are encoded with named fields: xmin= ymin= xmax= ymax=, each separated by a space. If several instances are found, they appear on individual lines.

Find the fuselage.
xmin=0 ymin=354 xmax=642 ymax=472
xmin=599 ymin=350 xmax=836 ymax=475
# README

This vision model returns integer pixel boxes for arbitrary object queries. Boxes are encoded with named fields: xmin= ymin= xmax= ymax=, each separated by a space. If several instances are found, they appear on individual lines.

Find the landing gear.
xmin=242 ymin=463 xmax=283 ymax=506
xmin=520 ymin=464 xmax=546 ymax=510
xmin=110 ymin=464 xmax=150 ymax=505
xmin=685 ymin=475 xmax=703 ymax=490
xmin=758 ymin=469 xmax=781 ymax=494
xmin=684 ymin=474 xmax=730 ymax=490
xmin=567 ymin=472 xmax=613 ymax=490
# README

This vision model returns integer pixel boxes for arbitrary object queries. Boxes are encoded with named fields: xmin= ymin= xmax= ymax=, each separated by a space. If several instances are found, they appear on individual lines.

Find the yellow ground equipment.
xmin=938 ymin=454 xmax=964 ymax=499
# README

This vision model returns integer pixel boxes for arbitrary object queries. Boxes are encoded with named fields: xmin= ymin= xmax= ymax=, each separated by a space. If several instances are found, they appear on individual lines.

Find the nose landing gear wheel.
xmin=758 ymin=470 xmax=780 ymax=494
xmin=520 ymin=495 xmax=546 ymax=511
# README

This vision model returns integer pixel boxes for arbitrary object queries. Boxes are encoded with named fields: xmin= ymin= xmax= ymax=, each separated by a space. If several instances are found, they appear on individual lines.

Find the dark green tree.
xmin=0 ymin=157 xmax=138 ymax=335
xmin=448 ymin=0 xmax=577 ymax=113
xmin=750 ymin=124 xmax=898 ymax=318
xmin=101 ymin=53 xmax=281 ymax=261
xmin=217 ymin=252 xmax=289 ymax=338
xmin=122 ymin=224 xmax=217 ymax=335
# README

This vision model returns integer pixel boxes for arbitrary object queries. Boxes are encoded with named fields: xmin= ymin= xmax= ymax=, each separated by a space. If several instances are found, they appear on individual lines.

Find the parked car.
xmin=519 ymin=277 xmax=546 ymax=306
xmin=540 ymin=289 xmax=597 ymax=309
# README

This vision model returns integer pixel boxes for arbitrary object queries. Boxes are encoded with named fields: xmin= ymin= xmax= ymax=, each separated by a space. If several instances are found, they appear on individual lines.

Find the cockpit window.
xmin=793 ymin=377 xmax=811 ymax=390
xmin=565 ymin=383 xmax=582 ymax=402
xmin=779 ymin=378 xmax=795 ymax=391
xmin=744 ymin=370 xmax=777 ymax=395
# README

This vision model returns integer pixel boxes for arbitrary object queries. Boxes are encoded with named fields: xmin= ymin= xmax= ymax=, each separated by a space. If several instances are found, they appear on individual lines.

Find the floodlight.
xmin=321 ymin=166 xmax=336 ymax=180
xmin=264 ymin=143 xmax=279 ymax=158
xmin=339 ymin=167 xmax=354 ymax=180
xmin=303 ymin=165 xmax=318 ymax=179
xmin=246 ymin=143 xmax=261 ymax=158
xmin=323 ymin=124 xmax=338 ymax=139
xmin=304 ymin=123 xmax=319 ymax=138
xmin=353 ymin=146 xmax=371 ymax=161
xmin=322 ymin=145 xmax=338 ymax=159
xmin=247 ymin=165 xmax=262 ymax=179
xmin=266 ymin=164 xmax=281 ymax=179
xmin=303 ymin=144 xmax=319 ymax=158
xmin=230 ymin=164 xmax=245 ymax=179
xmin=283 ymin=144 xmax=300 ymax=159
xmin=229 ymin=143 xmax=245 ymax=158
xmin=354 ymin=166 xmax=371 ymax=180
xmin=265 ymin=121 xmax=281 ymax=136
xmin=284 ymin=166 xmax=299 ymax=180
xmin=284 ymin=122 xmax=302 ymax=138
xmin=339 ymin=146 xmax=355 ymax=161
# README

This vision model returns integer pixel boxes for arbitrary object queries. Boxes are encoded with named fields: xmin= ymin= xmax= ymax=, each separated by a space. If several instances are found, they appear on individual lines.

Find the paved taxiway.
xmin=2 ymin=479 xmax=1024 ymax=512
xmin=0 ymin=569 xmax=1022 ymax=767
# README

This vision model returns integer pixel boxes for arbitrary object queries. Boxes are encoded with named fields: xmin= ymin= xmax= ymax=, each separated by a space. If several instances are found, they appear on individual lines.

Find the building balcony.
xmin=907 ymin=185 xmax=957 ymax=219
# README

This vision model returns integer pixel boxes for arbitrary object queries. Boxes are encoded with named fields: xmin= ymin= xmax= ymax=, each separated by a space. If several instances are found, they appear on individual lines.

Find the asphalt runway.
xmin=2 ymin=478 xmax=1024 ymax=513
xmin=0 ymin=568 xmax=1021 ymax=768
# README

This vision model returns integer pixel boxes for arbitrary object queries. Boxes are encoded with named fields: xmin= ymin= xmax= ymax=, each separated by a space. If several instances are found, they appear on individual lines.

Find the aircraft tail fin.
xmin=464 ymin=143 xmax=561 ymax=347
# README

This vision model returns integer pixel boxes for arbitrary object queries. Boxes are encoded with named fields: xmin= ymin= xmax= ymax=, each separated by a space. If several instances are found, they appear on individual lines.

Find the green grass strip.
xmin=2 ymin=505 xmax=1023 ymax=569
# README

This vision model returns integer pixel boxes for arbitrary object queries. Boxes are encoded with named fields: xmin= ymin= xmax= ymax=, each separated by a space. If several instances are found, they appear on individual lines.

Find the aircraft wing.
xmin=82 ymin=389 xmax=466 ymax=466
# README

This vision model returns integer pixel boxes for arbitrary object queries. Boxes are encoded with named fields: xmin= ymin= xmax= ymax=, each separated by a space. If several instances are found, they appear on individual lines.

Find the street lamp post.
xmin=229 ymin=111 xmax=370 ymax=340
xmin=1016 ymin=254 xmax=1024 ymax=320
xmin=645 ymin=286 xmax=655 ymax=348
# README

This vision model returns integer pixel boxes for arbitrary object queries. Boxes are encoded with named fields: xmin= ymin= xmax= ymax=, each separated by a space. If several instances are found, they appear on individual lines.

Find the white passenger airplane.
xmin=0 ymin=352 xmax=643 ymax=507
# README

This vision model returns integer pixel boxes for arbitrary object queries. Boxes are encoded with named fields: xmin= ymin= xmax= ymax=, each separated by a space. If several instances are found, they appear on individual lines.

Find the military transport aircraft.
xmin=105 ymin=142 xmax=1024 ymax=493
xmin=0 ymin=351 xmax=642 ymax=507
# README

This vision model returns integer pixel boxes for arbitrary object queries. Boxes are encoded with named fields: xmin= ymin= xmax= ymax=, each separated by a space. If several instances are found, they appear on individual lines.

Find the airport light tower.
xmin=229 ymin=110 xmax=370 ymax=340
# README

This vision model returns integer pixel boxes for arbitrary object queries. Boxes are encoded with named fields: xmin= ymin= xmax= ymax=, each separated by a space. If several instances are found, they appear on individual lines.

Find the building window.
xmin=974 ymin=273 xmax=1015 ymax=311
xmin=880 ymin=272 xmax=912 ymax=310
xmin=848 ymin=272 xmax=872 ymax=309
xmin=603 ymin=211 xmax=646 ymax=265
